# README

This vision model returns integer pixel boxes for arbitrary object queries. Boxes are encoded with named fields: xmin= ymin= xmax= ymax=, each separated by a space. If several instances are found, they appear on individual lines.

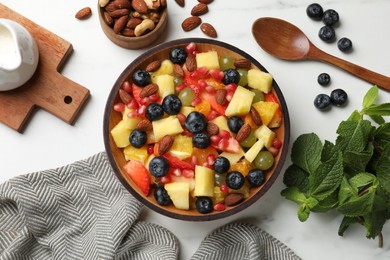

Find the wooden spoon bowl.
xmin=103 ymin=38 xmax=290 ymax=221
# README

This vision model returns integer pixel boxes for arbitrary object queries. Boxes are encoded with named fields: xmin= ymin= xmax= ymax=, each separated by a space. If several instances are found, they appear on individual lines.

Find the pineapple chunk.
xmin=194 ymin=165 xmax=214 ymax=197
xmin=152 ymin=74 xmax=175 ymax=99
xmin=165 ymin=182 xmax=190 ymax=210
xmin=123 ymin=145 xmax=148 ymax=163
xmin=252 ymin=101 xmax=279 ymax=126
xmin=244 ymin=139 xmax=265 ymax=163
xmin=110 ymin=120 xmax=131 ymax=148
xmin=151 ymin=59 xmax=174 ymax=76
xmin=180 ymin=106 xmax=195 ymax=117
xmin=122 ymin=107 xmax=141 ymax=130
xmin=195 ymin=51 xmax=220 ymax=70
xmin=247 ymin=69 xmax=273 ymax=94
xmin=210 ymin=116 xmax=232 ymax=134
xmin=152 ymin=116 xmax=184 ymax=142
xmin=225 ymin=86 xmax=255 ymax=117
xmin=254 ymin=125 xmax=276 ymax=149
xmin=219 ymin=146 xmax=245 ymax=164
xmin=168 ymin=135 xmax=193 ymax=159
xmin=171 ymin=176 xmax=196 ymax=191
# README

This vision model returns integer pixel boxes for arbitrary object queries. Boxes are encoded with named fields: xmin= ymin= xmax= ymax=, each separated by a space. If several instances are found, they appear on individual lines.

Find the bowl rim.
xmin=103 ymin=37 xmax=290 ymax=221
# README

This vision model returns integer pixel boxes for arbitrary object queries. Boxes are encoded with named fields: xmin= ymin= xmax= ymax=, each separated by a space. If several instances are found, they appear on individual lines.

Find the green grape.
xmin=219 ymin=55 xmax=235 ymax=71
xmin=214 ymin=173 xmax=226 ymax=186
xmin=252 ymin=89 xmax=265 ymax=103
xmin=174 ymin=76 xmax=183 ymax=86
xmin=240 ymin=130 xmax=257 ymax=148
xmin=254 ymin=151 xmax=274 ymax=170
xmin=178 ymin=87 xmax=196 ymax=106
xmin=237 ymin=69 xmax=248 ymax=86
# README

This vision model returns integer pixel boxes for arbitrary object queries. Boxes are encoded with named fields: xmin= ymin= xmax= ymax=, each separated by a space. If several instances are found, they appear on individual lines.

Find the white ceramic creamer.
xmin=0 ymin=18 xmax=39 ymax=91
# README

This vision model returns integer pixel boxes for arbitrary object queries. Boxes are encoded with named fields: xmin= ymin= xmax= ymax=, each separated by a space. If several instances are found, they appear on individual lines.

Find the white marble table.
xmin=1 ymin=0 xmax=390 ymax=259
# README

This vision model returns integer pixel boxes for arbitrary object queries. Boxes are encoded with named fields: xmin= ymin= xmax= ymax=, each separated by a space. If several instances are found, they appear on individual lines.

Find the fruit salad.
xmin=110 ymin=42 xmax=283 ymax=214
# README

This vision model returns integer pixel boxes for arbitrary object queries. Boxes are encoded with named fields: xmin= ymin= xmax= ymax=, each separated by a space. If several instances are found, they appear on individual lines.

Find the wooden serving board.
xmin=0 ymin=4 xmax=90 ymax=132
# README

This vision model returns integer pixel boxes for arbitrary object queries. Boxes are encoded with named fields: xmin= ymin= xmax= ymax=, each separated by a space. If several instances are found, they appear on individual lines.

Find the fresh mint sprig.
xmin=282 ymin=86 xmax=390 ymax=247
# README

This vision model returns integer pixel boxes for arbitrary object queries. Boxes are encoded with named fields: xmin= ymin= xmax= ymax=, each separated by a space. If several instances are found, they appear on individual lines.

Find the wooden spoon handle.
xmin=309 ymin=47 xmax=390 ymax=91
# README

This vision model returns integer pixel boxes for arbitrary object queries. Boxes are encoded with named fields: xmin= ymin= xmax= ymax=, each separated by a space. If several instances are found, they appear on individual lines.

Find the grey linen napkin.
xmin=0 ymin=152 xmax=300 ymax=260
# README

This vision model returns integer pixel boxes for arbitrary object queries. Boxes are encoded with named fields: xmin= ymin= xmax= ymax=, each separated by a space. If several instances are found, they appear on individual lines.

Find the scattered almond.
xmin=132 ymin=0 xmax=148 ymax=13
xmin=145 ymin=60 xmax=161 ymax=72
xmin=139 ymin=83 xmax=159 ymax=98
xmin=185 ymin=55 xmax=197 ymax=72
xmin=173 ymin=64 xmax=185 ymax=77
xmin=234 ymin=58 xmax=251 ymax=70
xmin=235 ymin=123 xmax=251 ymax=142
xmin=198 ymin=0 xmax=213 ymax=4
xmin=158 ymin=135 xmax=174 ymax=155
xmin=250 ymin=107 xmax=263 ymax=126
xmin=175 ymin=0 xmax=185 ymax=7
xmin=182 ymin=16 xmax=202 ymax=32
xmin=119 ymin=89 xmax=132 ymax=104
xmin=200 ymin=23 xmax=217 ymax=38
xmin=225 ymin=193 xmax=244 ymax=206
xmin=207 ymin=122 xmax=219 ymax=136
xmin=191 ymin=3 xmax=208 ymax=16
xmin=75 ymin=7 xmax=92 ymax=20
xmin=137 ymin=119 xmax=153 ymax=131
xmin=215 ymin=89 xmax=227 ymax=105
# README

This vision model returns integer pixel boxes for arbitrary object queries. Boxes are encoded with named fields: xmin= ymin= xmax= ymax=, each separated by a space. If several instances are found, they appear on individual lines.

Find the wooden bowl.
xmin=103 ymin=38 xmax=290 ymax=221
xmin=98 ymin=2 xmax=168 ymax=49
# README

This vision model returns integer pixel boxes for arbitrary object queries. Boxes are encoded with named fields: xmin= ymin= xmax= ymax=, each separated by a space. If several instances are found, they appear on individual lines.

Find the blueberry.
xmin=337 ymin=37 xmax=353 ymax=52
xmin=317 ymin=73 xmax=331 ymax=86
xmin=132 ymin=69 xmax=151 ymax=87
xmin=222 ymin=69 xmax=240 ymax=85
xmin=330 ymin=88 xmax=348 ymax=106
xmin=306 ymin=3 xmax=323 ymax=20
xmin=314 ymin=93 xmax=331 ymax=110
xmin=322 ymin=9 xmax=339 ymax=26
xmin=318 ymin=26 xmax=336 ymax=42
xmin=213 ymin=156 xmax=230 ymax=174
xmin=192 ymin=133 xmax=211 ymax=149
xmin=146 ymin=103 xmax=164 ymax=121
xmin=247 ymin=169 xmax=265 ymax=187
xmin=162 ymin=94 xmax=182 ymax=115
xmin=149 ymin=156 xmax=169 ymax=178
xmin=129 ymin=129 xmax=147 ymax=148
xmin=169 ymin=47 xmax=187 ymax=65
xmin=195 ymin=197 xmax=213 ymax=214
xmin=226 ymin=171 xmax=245 ymax=190
xmin=185 ymin=111 xmax=207 ymax=133
xmin=227 ymin=116 xmax=244 ymax=133
xmin=154 ymin=186 xmax=171 ymax=206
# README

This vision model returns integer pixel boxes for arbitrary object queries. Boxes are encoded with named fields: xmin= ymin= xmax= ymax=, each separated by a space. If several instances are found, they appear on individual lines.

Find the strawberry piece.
xmin=163 ymin=154 xmax=195 ymax=170
xmin=200 ymin=91 xmax=227 ymax=116
xmin=212 ymin=136 xmax=240 ymax=153
xmin=123 ymin=160 xmax=151 ymax=195
xmin=132 ymin=84 xmax=143 ymax=106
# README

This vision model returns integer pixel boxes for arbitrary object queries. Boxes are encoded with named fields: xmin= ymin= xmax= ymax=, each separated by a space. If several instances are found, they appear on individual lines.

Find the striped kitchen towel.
xmin=0 ymin=152 xmax=300 ymax=260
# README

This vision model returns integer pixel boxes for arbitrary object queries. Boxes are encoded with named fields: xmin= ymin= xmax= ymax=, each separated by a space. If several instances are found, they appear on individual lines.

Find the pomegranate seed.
xmin=177 ymin=113 xmax=186 ymax=124
xmin=191 ymin=155 xmax=198 ymax=165
xmin=189 ymin=84 xmax=200 ymax=95
xmin=113 ymin=102 xmax=125 ymax=112
xmin=158 ymin=176 xmax=172 ymax=184
xmin=191 ymin=96 xmax=202 ymax=106
xmin=175 ymin=83 xmax=186 ymax=92
xmin=127 ymin=99 xmax=139 ymax=109
xmin=149 ymin=93 xmax=160 ymax=102
xmin=226 ymin=91 xmax=234 ymax=102
xmin=185 ymin=42 xmax=196 ymax=54
xmin=127 ymin=110 xmax=138 ymax=118
xmin=210 ymin=135 xmax=222 ymax=145
xmin=182 ymin=128 xmax=194 ymax=137
xmin=214 ymin=203 xmax=225 ymax=211
xmin=272 ymin=138 xmax=282 ymax=149
xmin=196 ymin=66 xmax=209 ymax=78
xmin=190 ymin=71 xmax=199 ymax=80
xmin=207 ymin=154 xmax=216 ymax=166
xmin=122 ymin=81 xmax=132 ymax=93
xmin=205 ymin=85 xmax=216 ymax=93
xmin=147 ymin=145 xmax=154 ymax=154
xmin=210 ymin=69 xmax=224 ymax=81
xmin=182 ymin=169 xmax=195 ymax=178
xmin=137 ymin=105 xmax=146 ymax=116
xmin=220 ymin=130 xmax=230 ymax=139
xmin=268 ymin=146 xmax=279 ymax=157
xmin=225 ymin=83 xmax=237 ymax=92
xmin=140 ymin=97 xmax=150 ymax=105
xmin=207 ymin=110 xmax=219 ymax=121
xmin=198 ymin=79 xmax=207 ymax=89
xmin=220 ymin=183 xmax=229 ymax=193
xmin=219 ymin=139 xmax=229 ymax=150
xmin=172 ymin=168 xmax=182 ymax=177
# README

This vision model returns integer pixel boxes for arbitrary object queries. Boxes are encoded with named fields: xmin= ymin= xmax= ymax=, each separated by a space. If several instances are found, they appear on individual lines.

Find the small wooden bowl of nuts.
xmin=98 ymin=0 xmax=168 ymax=49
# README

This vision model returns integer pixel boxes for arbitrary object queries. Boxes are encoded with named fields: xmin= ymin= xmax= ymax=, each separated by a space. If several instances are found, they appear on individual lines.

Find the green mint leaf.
xmin=370 ymin=115 xmax=385 ymax=125
xmin=311 ymin=189 xmax=338 ymax=212
xmin=362 ymin=191 xmax=389 ymax=239
xmin=309 ymin=146 xmax=344 ymax=201
xmin=321 ymin=140 xmax=335 ymax=161
xmin=362 ymin=103 xmax=390 ymax=117
xmin=348 ymin=110 xmax=363 ymax=121
xmin=339 ymin=177 xmax=358 ymax=204
xmin=374 ymin=122 xmax=390 ymax=150
xmin=349 ymin=172 xmax=376 ymax=190
xmin=298 ymin=204 xmax=311 ymax=222
xmin=283 ymin=164 xmax=309 ymax=193
xmin=281 ymin=187 xmax=307 ymax=205
xmin=338 ymin=185 xmax=377 ymax=217
xmin=291 ymin=133 xmax=322 ymax=175
xmin=362 ymin=85 xmax=378 ymax=108
xmin=342 ymin=145 xmax=374 ymax=176
xmin=336 ymin=120 xmax=373 ymax=152
xmin=376 ymin=143 xmax=390 ymax=194
xmin=338 ymin=216 xmax=359 ymax=236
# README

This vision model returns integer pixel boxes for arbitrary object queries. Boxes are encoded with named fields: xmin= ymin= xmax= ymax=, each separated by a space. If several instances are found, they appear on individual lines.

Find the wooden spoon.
xmin=252 ymin=17 xmax=390 ymax=91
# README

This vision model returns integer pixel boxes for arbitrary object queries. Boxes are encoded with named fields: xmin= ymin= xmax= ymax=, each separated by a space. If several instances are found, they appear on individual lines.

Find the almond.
xmin=126 ymin=18 xmax=143 ymax=29
xmin=200 ymin=23 xmax=217 ymax=38
xmin=119 ymin=89 xmax=132 ymax=104
xmin=225 ymin=193 xmax=244 ymax=206
xmin=250 ymin=107 xmax=263 ymax=126
xmin=158 ymin=135 xmax=174 ymax=155
xmin=137 ymin=119 xmax=153 ymax=131
xmin=145 ymin=60 xmax=161 ymax=72
xmin=132 ymin=0 xmax=148 ymax=14
xmin=103 ymin=11 xmax=114 ymax=26
xmin=207 ymin=122 xmax=219 ymax=136
xmin=215 ymin=89 xmax=227 ymax=105
xmin=109 ymin=8 xmax=130 ymax=18
xmin=122 ymin=28 xmax=135 ymax=37
xmin=75 ymin=7 xmax=92 ymax=20
xmin=182 ymin=16 xmax=202 ymax=32
xmin=185 ymin=55 xmax=197 ymax=72
xmin=235 ymin=123 xmax=251 ymax=142
xmin=198 ymin=0 xmax=213 ymax=3
xmin=173 ymin=64 xmax=184 ymax=77
xmin=139 ymin=83 xmax=159 ymax=98
xmin=113 ymin=15 xmax=128 ymax=34
xmin=175 ymin=0 xmax=185 ymax=7
xmin=191 ymin=3 xmax=208 ymax=16
xmin=114 ymin=0 xmax=132 ymax=9
xmin=234 ymin=58 xmax=251 ymax=70
xmin=105 ymin=1 xmax=117 ymax=12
